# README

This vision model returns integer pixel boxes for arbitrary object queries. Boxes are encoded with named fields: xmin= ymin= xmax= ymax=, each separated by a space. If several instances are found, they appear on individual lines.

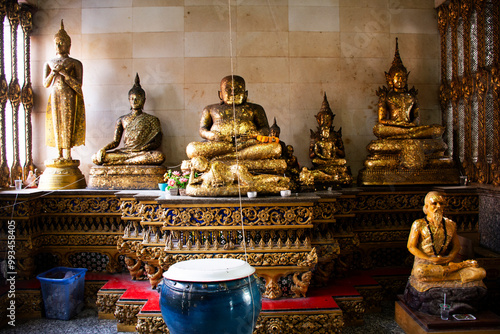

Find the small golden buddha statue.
xmin=403 ymin=192 xmax=487 ymax=315
xmin=299 ymin=94 xmax=352 ymax=189
xmin=183 ymin=75 xmax=289 ymax=196
xmin=92 ymin=74 xmax=165 ymax=166
xmin=87 ymin=74 xmax=167 ymax=189
xmin=358 ymin=38 xmax=459 ymax=185
xmin=38 ymin=20 xmax=86 ymax=190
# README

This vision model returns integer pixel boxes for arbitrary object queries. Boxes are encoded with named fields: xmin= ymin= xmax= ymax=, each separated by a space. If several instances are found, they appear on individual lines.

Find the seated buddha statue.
xmin=183 ymin=75 xmax=288 ymax=195
xmin=359 ymin=39 xmax=459 ymax=185
xmin=299 ymin=94 xmax=352 ymax=189
xmin=88 ymin=74 xmax=166 ymax=189
xmin=403 ymin=192 xmax=487 ymax=315
xmin=92 ymin=74 xmax=165 ymax=166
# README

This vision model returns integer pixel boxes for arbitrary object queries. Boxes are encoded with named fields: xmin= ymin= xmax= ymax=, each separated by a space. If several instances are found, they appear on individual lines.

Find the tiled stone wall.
xmin=29 ymin=0 xmax=440 ymax=180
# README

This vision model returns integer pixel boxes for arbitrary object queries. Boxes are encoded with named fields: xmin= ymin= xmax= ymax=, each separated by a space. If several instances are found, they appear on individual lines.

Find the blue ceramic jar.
xmin=159 ymin=258 xmax=262 ymax=334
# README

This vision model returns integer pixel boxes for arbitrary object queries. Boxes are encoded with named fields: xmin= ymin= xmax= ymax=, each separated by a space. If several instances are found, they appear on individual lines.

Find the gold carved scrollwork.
xmin=120 ymin=199 xmax=142 ymax=219
xmin=444 ymin=194 xmax=478 ymax=212
xmin=255 ymin=314 xmax=344 ymax=334
xmin=136 ymin=317 xmax=169 ymax=334
xmin=162 ymin=206 xmax=312 ymax=227
xmin=114 ymin=304 xmax=142 ymax=326
xmin=42 ymin=197 xmax=121 ymax=214
xmin=140 ymin=203 xmax=162 ymax=222
xmin=96 ymin=293 xmax=122 ymax=314
xmin=314 ymin=202 xmax=337 ymax=220
xmin=357 ymin=194 xmax=422 ymax=211
xmin=157 ymin=249 xmax=317 ymax=268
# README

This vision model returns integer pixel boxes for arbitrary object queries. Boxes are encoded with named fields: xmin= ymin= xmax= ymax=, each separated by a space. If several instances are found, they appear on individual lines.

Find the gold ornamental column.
xmin=20 ymin=5 xmax=35 ymax=180
xmin=7 ymin=1 xmax=22 ymax=184
xmin=0 ymin=2 xmax=9 ymax=188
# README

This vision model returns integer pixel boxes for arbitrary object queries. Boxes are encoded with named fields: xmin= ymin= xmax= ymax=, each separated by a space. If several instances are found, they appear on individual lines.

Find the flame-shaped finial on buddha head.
xmin=129 ymin=73 xmax=146 ymax=99
xmin=315 ymin=93 xmax=335 ymax=128
xmin=385 ymin=38 xmax=410 ymax=90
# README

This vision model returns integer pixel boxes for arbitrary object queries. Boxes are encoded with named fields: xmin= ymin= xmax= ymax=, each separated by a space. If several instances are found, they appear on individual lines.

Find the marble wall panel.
xmin=132 ymin=32 xmax=184 ymax=58
xmin=289 ymin=6 xmax=340 ymax=32
xmin=289 ymin=32 xmax=340 ymax=58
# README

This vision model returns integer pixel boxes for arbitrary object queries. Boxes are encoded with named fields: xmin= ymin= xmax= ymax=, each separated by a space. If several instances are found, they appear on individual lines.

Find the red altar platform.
xmin=94 ymin=268 xmax=408 ymax=333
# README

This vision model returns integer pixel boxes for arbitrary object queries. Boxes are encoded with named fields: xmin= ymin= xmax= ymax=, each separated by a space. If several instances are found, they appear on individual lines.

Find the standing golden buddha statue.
xmin=88 ymin=74 xmax=166 ymax=189
xmin=182 ymin=75 xmax=289 ymax=196
xmin=299 ymin=94 xmax=352 ymax=190
xmin=38 ymin=20 xmax=86 ymax=190
xmin=358 ymin=38 xmax=459 ymax=185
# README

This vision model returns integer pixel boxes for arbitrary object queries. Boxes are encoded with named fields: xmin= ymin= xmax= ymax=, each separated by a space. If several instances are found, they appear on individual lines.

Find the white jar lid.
xmin=163 ymin=258 xmax=255 ymax=282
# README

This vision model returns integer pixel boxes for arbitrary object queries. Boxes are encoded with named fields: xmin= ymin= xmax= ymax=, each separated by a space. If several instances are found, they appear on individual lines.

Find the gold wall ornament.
xmin=359 ymin=38 xmax=459 ymax=185
xmin=184 ymin=75 xmax=289 ymax=196
xmin=20 ymin=4 xmax=35 ymax=181
xmin=299 ymin=94 xmax=352 ymax=190
xmin=0 ymin=3 xmax=9 ymax=188
xmin=7 ymin=1 xmax=22 ymax=185
xmin=437 ymin=0 xmax=500 ymax=184
xmin=39 ymin=19 xmax=86 ymax=189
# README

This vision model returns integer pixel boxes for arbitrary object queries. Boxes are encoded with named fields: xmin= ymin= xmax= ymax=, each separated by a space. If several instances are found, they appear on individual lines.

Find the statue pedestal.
xmin=395 ymin=295 xmax=500 ymax=334
xmin=88 ymin=165 xmax=167 ymax=190
xmin=38 ymin=159 xmax=87 ymax=190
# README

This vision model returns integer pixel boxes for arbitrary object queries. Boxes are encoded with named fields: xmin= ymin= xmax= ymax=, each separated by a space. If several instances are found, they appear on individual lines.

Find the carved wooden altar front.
xmin=117 ymin=192 xmax=319 ymax=299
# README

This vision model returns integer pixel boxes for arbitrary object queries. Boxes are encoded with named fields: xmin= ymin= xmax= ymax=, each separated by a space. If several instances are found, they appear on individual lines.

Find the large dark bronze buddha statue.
xmin=88 ymin=74 xmax=166 ymax=189
xmin=92 ymin=74 xmax=165 ymax=166
xmin=358 ymin=39 xmax=459 ymax=185
xmin=183 ymin=75 xmax=289 ymax=196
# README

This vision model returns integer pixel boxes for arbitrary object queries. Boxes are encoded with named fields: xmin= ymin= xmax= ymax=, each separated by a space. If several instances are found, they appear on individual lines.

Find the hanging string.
xmin=227 ymin=0 xmax=258 ymax=329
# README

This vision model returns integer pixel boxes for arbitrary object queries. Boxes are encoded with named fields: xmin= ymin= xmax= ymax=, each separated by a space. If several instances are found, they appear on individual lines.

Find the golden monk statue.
xmin=186 ymin=75 xmax=281 ymax=162
xmin=403 ymin=191 xmax=487 ymax=315
xmin=92 ymin=74 xmax=165 ymax=166
xmin=299 ymin=94 xmax=352 ymax=189
xmin=359 ymin=38 xmax=459 ymax=185
xmin=183 ymin=75 xmax=289 ymax=196
xmin=38 ymin=20 xmax=86 ymax=190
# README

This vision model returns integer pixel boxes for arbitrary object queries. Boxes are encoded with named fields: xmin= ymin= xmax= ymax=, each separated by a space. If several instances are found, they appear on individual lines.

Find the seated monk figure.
xmin=404 ymin=191 xmax=487 ymax=315
xmin=186 ymin=75 xmax=281 ymax=162
xmin=92 ymin=74 xmax=165 ymax=165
